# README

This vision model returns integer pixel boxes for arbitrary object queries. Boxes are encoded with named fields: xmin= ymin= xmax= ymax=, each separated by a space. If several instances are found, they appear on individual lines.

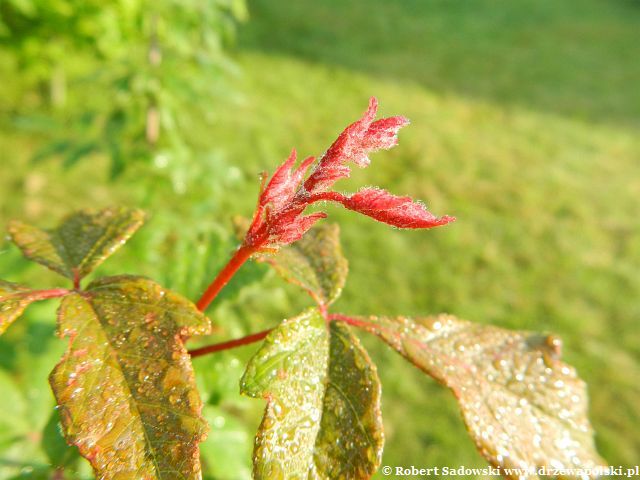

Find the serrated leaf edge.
xmin=241 ymin=311 xmax=384 ymax=479
xmin=7 ymin=206 xmax=146 ymax=280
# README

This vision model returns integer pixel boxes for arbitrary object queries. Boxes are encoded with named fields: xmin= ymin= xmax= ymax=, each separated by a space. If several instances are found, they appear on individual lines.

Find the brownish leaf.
xmin=8 ymin=207 xmax=145 ymax=281
xmin=0 ymin=280 xmax=67 ymax=335
xmin=50 ymin=275 xmax=211 ymax=479
xmin=344 ymin=314 xmax=605 ymax=478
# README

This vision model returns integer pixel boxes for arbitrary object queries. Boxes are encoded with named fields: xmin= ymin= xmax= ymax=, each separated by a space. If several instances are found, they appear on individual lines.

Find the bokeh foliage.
xmin=1 ymin=0 xmax=247 ymax=177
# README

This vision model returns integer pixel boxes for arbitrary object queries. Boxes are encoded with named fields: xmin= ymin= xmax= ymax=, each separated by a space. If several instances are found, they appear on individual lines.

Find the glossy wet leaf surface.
xmin=50 ymin=275 xmax=211 ymax=480
xmin=241 ymin=310 xmax=383 ymax=479
xmin=8 ymin=207 xmax=145 ymax=281
xmin=257 ymin=223 xmax=348 ymax=306
xmin=349 ymin=314 xmax=605 ymax=478
xmin=0 ymin=280 xmax=47 ymax=335
xmin=313 ymin=322 xmax=383 ymax=479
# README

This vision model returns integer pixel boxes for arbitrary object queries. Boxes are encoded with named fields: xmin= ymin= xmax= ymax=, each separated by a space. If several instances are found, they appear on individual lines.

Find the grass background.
xmin=1 ymin=0 xmax=639 ymax=478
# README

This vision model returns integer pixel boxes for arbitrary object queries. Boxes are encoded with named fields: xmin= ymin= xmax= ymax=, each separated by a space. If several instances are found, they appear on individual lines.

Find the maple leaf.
xmin=240 ymin=310 xmax=383 ymax=479
xmin=256 ymin=223 xmax=348 ymax=308
xmin=50 ymin=276 xmax=211 ymax=480
xmin=335 ymin=313 xmax=606 ymax=478
xmin=303 ymin=97 xmax=408 ymax=192
xmin=4 ymin=207 xmax=214 ymax=478
xmin=8 ymin=206 xmax=145 ymax=284
xmin=317 ymin=188 xmax=455 ymax=229
xmin=0 ymin=280 xmax=68 ymax=335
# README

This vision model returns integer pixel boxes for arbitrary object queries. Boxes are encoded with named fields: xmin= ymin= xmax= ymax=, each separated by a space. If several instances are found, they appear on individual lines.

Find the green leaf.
xmin=8 ymin=207 xmax=145 ymax=281
xmin=314 ymin=322 xmax=383 ymax=478
xmin=240 ymin=310 xmax=383 ymax=479
xmin=1 ymin=280 xmax=34 ymax=335
xmin=348 ymin=314 xmax=605 ymax=477
xmin=258 ymin=223 xmax=348 ymax=306
xmin=41 ymin=409 xmax=81 ymax=470
xmin=0 ymin=280 xmax=57 ymax=335
xmin=49 ymin=275 xmax=211 ymax=480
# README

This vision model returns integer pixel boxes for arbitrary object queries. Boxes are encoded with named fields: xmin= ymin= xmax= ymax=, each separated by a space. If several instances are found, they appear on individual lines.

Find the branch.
xmin=26 ymin=288 xmax=70 ymax=301
xmin=328 ymin=313 xmax=375 ymax=329
xmin=196 ymin=244 xmax=256 ymax=312
xmin=188 ymin=328 xmax=272 ymax=358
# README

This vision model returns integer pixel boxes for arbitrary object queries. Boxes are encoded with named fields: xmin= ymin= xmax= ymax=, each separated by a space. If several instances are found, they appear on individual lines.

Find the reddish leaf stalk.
xmin=328 ymin=313 xmax=376 ymax=329
xmin=328 ymin=313 xmax=423 ymax=352
xmin=29 ymin=288 xmax=70 ymax=301
xmin=329 ymin=313 xmax=431 ymax=346
xmin=187 ymin=314 xmax=383 ymax=358
xmin=196 ymin=244 xmax=257 ymax=311
xmin=188 ymin=328 xmax=272 ymax=358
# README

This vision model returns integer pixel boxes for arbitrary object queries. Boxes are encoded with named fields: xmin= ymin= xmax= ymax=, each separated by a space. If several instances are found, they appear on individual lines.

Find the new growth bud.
xmin=242 ymin=97 xmax=454 ymax=251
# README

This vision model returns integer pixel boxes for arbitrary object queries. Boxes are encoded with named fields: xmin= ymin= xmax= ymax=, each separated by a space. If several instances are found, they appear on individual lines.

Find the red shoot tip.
xmin=341 ymin=188 xmax=455 ymax=229
xmin=241 ymin=97 xmax=453 ymax=251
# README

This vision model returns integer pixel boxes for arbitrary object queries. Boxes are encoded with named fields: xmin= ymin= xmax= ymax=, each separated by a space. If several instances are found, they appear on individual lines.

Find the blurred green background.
xmin=1 ymin=0 xmax=639 ymax=478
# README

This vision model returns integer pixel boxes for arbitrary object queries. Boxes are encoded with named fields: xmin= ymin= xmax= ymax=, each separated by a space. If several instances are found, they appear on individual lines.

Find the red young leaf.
xmin=260 ymin=149 xmax=315 ymax=212
xmin=361 ymin=116 xmax=410 ymax=153
xmin=260 ymin=149 xmax=298 ymax=209
xmin=304 ymin=97 xmax=409 ymax=192
xmin=342 ymin=188 xmax=456 ymax=228
xmin=241 ymin=97 xmax=450 ymax=251
xmin=269 ymin=212 xmax=327 ymax=245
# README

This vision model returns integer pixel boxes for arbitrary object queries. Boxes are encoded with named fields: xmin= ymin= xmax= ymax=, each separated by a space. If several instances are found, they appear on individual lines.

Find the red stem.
xmin=329 ymin=313 xmax=374 ymax=329
xmin=196 ymin=244 xmax=256 ymax=311
xmin=306 ymin=191 xmax=348 ymax=205
xmin=29 ymin=288 xmax=70 ymax=301
xmin=186 ymin=315 xmax=369 ymax=359
xmin=188 ymin=328 xmax=272 ymax=358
